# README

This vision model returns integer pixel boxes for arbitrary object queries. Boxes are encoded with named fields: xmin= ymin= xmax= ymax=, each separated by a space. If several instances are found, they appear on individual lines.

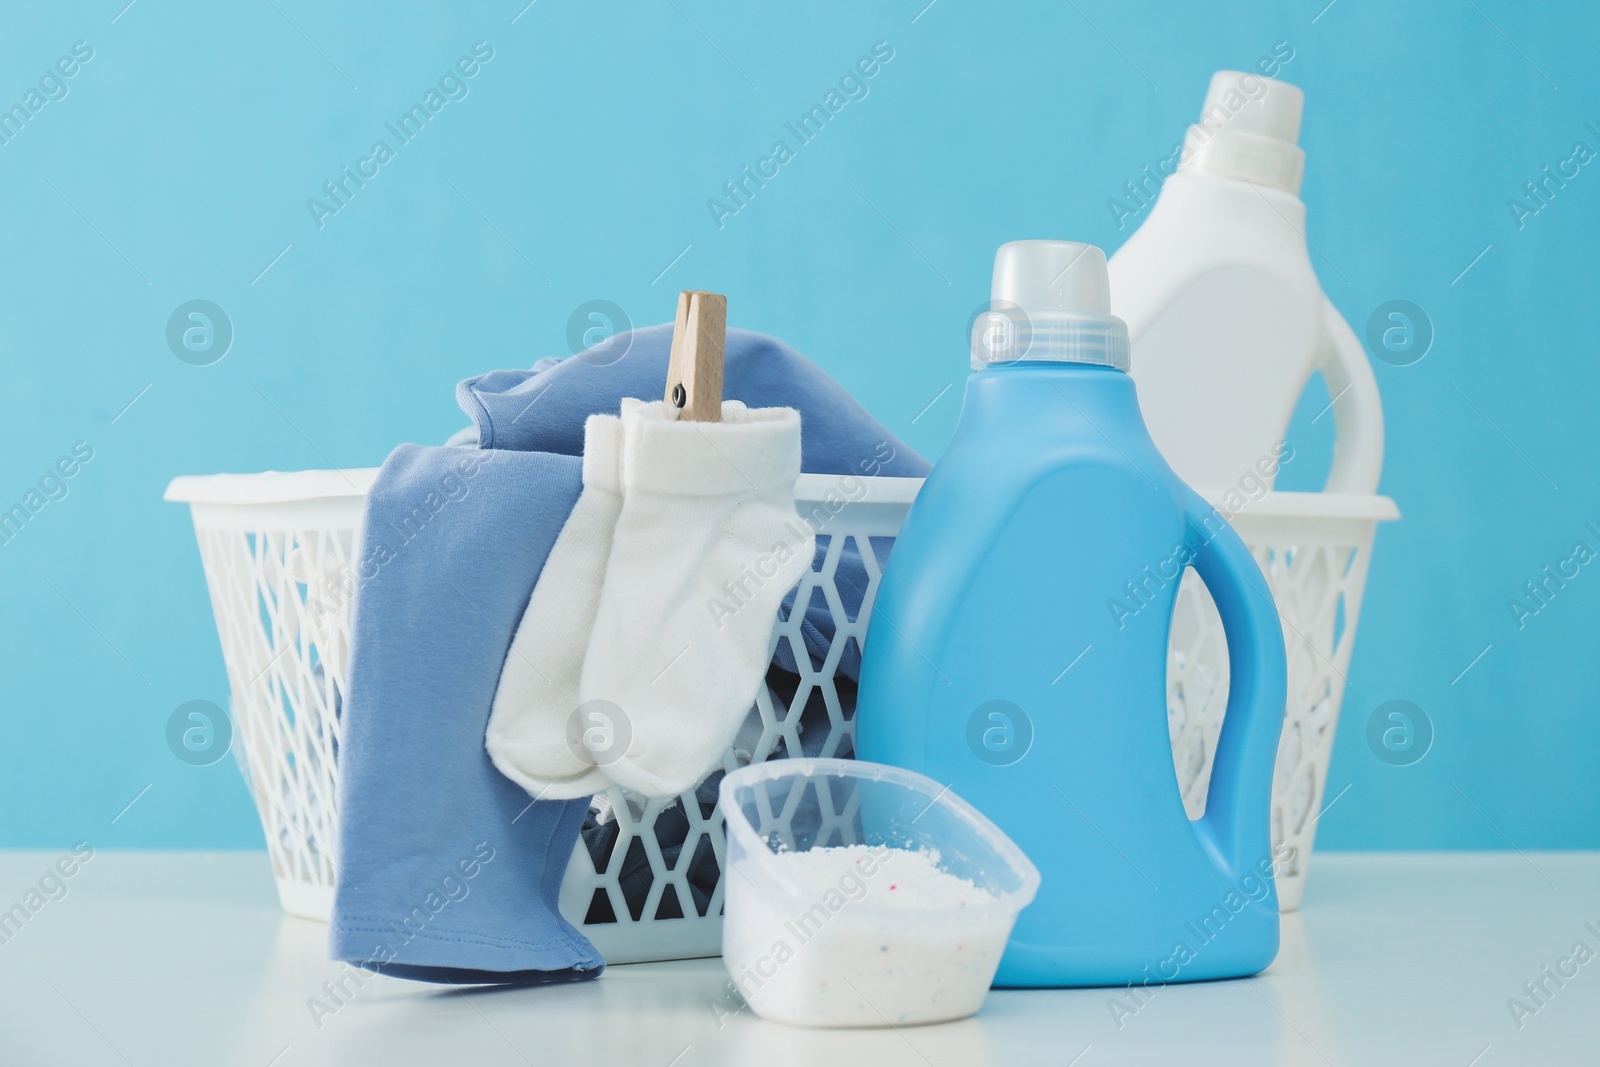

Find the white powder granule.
xmin=722 ymin=843 xmax=1014 ymax=1028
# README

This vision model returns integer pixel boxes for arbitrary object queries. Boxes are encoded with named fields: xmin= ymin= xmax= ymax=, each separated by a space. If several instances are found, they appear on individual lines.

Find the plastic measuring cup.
xmin=719 ymin=758 xmax=1040 ymax=1028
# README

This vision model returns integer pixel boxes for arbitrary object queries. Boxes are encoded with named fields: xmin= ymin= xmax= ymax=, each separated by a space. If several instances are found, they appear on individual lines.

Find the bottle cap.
xmin=972 ymin=241 xmax=1130 ymax=371
xmin=1178 ymin=71 xmax=1305 ymax=194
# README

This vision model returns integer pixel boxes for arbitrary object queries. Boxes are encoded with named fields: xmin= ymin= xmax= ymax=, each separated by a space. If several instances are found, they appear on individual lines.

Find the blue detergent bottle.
xmin=857 ymin=241 xmax=1289 ymax=988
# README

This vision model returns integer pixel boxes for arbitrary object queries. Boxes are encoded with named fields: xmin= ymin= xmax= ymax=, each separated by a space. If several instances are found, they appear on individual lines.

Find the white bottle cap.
xmin=972 ymin=241 xmax=1131 ymax=371
xmin=1178 ymin=71 xmax=1306 ymax=194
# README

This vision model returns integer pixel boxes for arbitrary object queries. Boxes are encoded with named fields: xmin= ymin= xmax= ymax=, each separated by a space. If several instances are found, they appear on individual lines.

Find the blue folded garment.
xmin=332 ymin=324 xmax=928 ymax=983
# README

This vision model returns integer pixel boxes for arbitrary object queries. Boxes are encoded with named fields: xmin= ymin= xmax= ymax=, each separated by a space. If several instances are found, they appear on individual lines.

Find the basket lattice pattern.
xmin=192 ymin=522 xmax=355 ymax=918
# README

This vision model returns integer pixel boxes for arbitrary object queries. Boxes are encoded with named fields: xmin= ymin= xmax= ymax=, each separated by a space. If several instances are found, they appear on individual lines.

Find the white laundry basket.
xmin=165 ymin=469 xmax=916 ymax=962
xmin=166 ymin=469 xmax=1392 ymax=955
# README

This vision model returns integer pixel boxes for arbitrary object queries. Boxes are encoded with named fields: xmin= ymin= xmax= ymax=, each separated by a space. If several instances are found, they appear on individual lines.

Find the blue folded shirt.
xmin=332 ymin=324 xmax=928 ymax=983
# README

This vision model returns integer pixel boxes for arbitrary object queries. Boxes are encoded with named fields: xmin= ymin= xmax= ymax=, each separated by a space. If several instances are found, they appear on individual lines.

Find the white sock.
xmin=485 ymin=412 xmax=625 ymax=800
xmin=581 ymin=400 xmax=813 ymax=798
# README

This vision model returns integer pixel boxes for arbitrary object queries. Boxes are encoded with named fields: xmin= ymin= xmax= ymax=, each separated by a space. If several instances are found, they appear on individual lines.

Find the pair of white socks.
xmin=486 ymin=399 xmax=814 ymax=800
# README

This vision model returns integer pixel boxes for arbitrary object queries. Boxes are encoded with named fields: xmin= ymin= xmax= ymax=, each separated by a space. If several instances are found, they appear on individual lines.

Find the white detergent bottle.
xmin=1108 ymin=71 xmax=1383 ymax=494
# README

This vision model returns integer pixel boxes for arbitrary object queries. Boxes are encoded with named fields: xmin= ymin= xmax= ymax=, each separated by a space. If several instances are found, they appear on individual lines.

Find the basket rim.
xmin=164 ymin=468 xmax=380 ymax=505
xmin=164 ymin=468 xmax=927 ymax=507
xmin=1203 ymin=490 xmax=1399 ymax=522
xmin=166 ymin=467 xmax=1397 ymax=521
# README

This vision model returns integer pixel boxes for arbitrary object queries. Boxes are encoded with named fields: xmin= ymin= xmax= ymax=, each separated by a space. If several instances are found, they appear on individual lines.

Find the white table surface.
xmin=1 ymin=851 xmax=1595 ymax=1066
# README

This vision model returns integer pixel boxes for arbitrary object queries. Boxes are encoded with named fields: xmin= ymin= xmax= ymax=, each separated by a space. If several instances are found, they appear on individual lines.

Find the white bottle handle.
xmin=1315 ymin=295 xmax=1385 ymax=495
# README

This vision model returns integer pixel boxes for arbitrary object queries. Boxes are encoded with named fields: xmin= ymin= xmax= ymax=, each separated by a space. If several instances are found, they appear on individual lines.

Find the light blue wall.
xmin=3 ymin=0 xmax=1595 ymax=850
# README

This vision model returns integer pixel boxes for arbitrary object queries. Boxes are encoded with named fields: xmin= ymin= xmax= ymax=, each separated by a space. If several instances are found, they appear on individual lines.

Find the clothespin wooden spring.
xmin=664 ymin=290 xmax=726 ymax=422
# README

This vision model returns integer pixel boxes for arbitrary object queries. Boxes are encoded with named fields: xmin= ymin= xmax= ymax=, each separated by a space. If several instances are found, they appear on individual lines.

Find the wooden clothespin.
xmin=664 ymin=290 xmax=726 ymax=422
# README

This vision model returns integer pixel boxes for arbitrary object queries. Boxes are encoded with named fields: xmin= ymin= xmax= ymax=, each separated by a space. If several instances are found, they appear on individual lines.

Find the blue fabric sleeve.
xmin=331 ymin=445 xmax=603 ymax=984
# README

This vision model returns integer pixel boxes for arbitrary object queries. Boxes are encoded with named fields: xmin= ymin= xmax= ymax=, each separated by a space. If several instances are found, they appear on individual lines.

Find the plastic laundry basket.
xmin=166 ymin=469 xmax=1392 ymax=955
xmin=165 ymin=469 xmax=917 ymax=962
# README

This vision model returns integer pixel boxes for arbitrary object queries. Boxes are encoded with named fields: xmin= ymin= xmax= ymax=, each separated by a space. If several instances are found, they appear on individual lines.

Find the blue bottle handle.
xmin=1179 ymin=487 xmax=1289 ymax=884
